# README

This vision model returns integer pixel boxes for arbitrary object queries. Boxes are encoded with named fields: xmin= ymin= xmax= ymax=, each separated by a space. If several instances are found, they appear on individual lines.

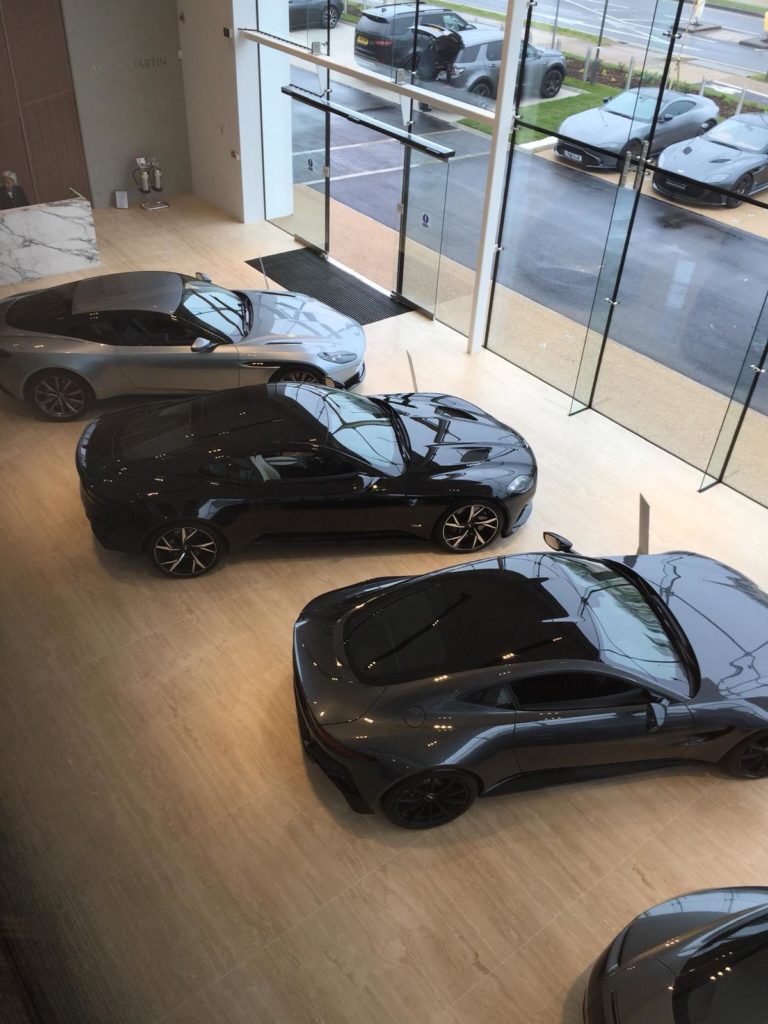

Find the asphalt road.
xmin=289 ymin=76 xmax=768 ymax=413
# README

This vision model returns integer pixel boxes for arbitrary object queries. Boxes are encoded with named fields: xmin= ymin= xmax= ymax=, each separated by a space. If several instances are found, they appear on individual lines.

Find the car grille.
xmin=653 ymin=171 xmax=717 ymax=203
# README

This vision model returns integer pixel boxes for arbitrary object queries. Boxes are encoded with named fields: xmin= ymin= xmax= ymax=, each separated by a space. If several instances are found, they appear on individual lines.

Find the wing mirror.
xmin=195 ymin=272 xmax=212 ymax=282
xmin=646 ymin=699 xmax=669 ymax=731
xmin=602 ymin=96 xmax=610 ymax=104
xmin=661 ymin=113 xmax=673 ymax=122
xmin=191 ymin=336 xmax=217 ymax=353
xmin=543 ymin=531 xmax=573 ymax=552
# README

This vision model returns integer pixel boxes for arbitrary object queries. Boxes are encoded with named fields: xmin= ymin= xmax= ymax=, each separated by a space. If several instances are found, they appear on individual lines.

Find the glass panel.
xmin=270 ymin=95 xmax=328 ymax=252
xmin=720 ymin=371 xmax=768 ymax=509
xmin=399 ymin=148 xmax=450 ymax=315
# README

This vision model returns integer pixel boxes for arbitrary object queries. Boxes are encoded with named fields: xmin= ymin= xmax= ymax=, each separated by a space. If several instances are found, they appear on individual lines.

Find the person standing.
xmin=0 ymin=171 xmax=30 ymax=210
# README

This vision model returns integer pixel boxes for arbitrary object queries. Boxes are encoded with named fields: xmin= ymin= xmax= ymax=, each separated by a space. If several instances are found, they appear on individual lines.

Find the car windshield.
xmin=316 ymin=391 xmax=406 ymax=476
xmin=343 ymin=555 xmax=689 ymax=691
xmin=708 ymin=118 xmax=768 ymax=153
xmin=604 ymin=92 xmax=657 ymax=122
xmin=178 ymin=281 xmax=246 ymax=339
xmin=673 ymin=912 xmax=768 ymax=1024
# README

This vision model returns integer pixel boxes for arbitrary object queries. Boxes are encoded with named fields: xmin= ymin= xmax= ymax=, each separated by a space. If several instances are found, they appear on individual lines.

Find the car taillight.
xmin=314 ymin=720 xmax=376 ymax=761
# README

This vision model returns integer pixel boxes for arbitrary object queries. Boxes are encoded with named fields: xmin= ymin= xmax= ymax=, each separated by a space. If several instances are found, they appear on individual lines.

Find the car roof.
xmin=72 ymin=271 xmax=184 ymax=315
xmin=365 ymin=3 xmax=451 ymax=14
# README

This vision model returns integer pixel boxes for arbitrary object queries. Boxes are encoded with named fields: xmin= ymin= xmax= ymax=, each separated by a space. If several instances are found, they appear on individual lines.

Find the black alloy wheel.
xmin=469 ymin=80 xmax=494 ymax=99
xmin=725 ymin=174 xmax=752 ymax=209
xmin=540 ymin=68 xmax=564 ymax=99
xmin=382 ymin=771 xmax=477 ymax=828
xmin=725 ymin=732 xmax=768 ymax=779
xmin=150 ymin=523 xmax=223 ymax=578
xmin=436 ymin=501 xmax=502 ymax=553
xmin=29 ymin=370 xmax=93 ymax=421
xmin=271 ymin=366 xmax=325 ymax=385
xmin=324 ymin=4 xmax=340 ymax=28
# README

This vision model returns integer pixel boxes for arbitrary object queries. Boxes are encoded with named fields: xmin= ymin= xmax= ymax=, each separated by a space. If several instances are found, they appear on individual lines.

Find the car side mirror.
xmin=701 ymin=121 xmax=712 ymax=132
xmin=191 ymin=336 xmax=217 ymax=353
xmin=661 ymin=113 xmax=673 ymax=122
xmin=646 ymin=699 xmax=669 ymax=731
xmin=195 ymin=272 xmax=212 ymax=282
xmin=602 ymin=96 xmax=610 ymax=104
xmin=543 ymin=531 xmax=573 ymax=552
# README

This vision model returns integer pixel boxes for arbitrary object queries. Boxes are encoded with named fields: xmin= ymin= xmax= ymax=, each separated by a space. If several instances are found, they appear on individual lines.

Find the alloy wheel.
xmin=325 ymin=5 xmax=339 ymax=27
xmin=736 ymin=735 xmax=768 ymax=778
xmin=471 ymin=82 xmax=493 ymax=98
xmin=441 ymin=503 xmax=500 ymax=552
xmin=152 ymin=525 xmax=220 ymax=577
xmin=541 ymin=70 xmax=563 ymax=99
xmin=388 ymin=774 xmax=475 ymax=828
xmin=33 ymin=375 xmax=87 ymax=419
xmin=275 ymin=368 xmax=324 ymax=384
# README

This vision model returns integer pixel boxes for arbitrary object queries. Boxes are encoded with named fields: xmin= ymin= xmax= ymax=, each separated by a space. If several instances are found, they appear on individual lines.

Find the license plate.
xmin=563 ymin=149 xmax=582 ymax=162
xmin=357 ymin=35 xmax=369 ymax=45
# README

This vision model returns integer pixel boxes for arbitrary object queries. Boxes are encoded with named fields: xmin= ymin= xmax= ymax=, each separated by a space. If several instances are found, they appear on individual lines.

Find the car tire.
xmin=539 ymin=68 xmax=564 ymax=99
xmin=382 ymin=770 xmax=478 ymax=829
xmin=270 ymin=365 xmax=326 ymax=385
xmin=723 ymin=732 xmax=768 ymax=778
xmin=26 ymin=369 xmax=94 ymax=422
xmin=434 ymin=500 xmax=503 ymax=553
xmin=725 ymin=174 xmax=752 ymax=209
xmin=620 ymin=140 xmax=642 ymax=165
xmin=148 ymin=521 xmax=225 ymax=578
xmin=324 ymin=4 xmax=340 ymax=28
xmin=469 ymin=79 xmax=495 ymax=99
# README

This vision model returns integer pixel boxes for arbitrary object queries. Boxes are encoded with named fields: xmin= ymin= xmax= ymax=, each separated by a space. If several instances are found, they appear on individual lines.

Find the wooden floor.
xmin=1 ymin=195 xmax=768 ymax=1024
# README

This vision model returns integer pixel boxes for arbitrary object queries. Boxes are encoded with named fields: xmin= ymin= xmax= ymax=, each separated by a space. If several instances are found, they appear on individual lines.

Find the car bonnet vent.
xmin=460 ymin=448 xmax=492 ymax=463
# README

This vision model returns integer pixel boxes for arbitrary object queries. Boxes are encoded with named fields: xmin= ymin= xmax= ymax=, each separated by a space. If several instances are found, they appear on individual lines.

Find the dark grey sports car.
xmin=556 ymin=88 xmax=718 ymax=170
xmin=653 ymin=113 xmax=768 ymax=207
xmin=294 ymin=533 xmax=768 ymax=828
xmin=0 ymin=271 xmax=365 ymax=420
xmin=585 ymin=887 xmax=768 ymax=1023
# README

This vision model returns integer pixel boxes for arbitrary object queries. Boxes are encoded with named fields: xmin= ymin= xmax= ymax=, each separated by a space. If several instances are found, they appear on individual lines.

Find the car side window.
xmin=510 ymin=673 xmax=649 ymax=711
xmin=114 ymin=312 xmax=199 ymax=346
xmin=664 ymin=100 xmax=695 ymax=117
xmin=486 ymin=40 xmax=502 ymax=62
xmin=463 ymin=683 xmax=516 ymax=709
xmin=203 ymin=456 xmax=262 ymax=485
xmin=443 ymin=13 xmax=467 ymax=30
xmin=65 ymin=313 xmax=122 ymax=344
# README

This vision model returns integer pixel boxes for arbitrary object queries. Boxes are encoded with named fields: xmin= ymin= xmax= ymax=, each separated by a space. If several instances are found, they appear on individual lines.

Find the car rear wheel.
xmin=539 ymin=68 xmax=564 ymax=99
xmin=726 ymin=174 xmax=752 ymax=209
xmin=324 ymin=4 xmax=340 ymax=28
xmin=469 ymin=80 xmax=494 ymax=99
xmin=27 ymin=370 xmax=94 ymax=421
xmin=723 ymin=732 xmax=768 ymax=778
xmin=149 ymin=522 xmax=224 ymax=578
xmin=382 ymin=770 xmax=478 ymax=829
xmin=270 ymin=366 xmax=326 ymax=385
xmin=435 ymin=501 xmax=503 ymax=553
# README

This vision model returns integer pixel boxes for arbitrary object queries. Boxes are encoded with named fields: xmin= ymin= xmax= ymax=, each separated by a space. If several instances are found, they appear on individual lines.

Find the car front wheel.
xmin=27 ymin=369 xmax=94 ymax=421
xmin=149 ymin=522 xmax=224 ymax=578
xmin=435 ymin=501 xmax=503 ymax=553
xmin=271 ymin=365 xmax=326 ymax=385
xmin=725 ymin=174 xmax=752 ymax=209
xmin=324 ymin=4 xmax=340 ymax=28
xmin=724 ymin=732 xmax=768 ymax=778
xmin=540 ymin=68 xmax=564 ymax=98
xmin=382 ymin=770 xmax=478 ymax=828
xmin=469 ymin=80 xmax=494 ymax=99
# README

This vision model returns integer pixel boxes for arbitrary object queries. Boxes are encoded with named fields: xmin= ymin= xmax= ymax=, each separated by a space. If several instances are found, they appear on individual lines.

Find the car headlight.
xmin=320 ymin=351 xmax=358 ymax=364
xmin=706 ymin=173 xmax=731 ymax=184
xmin=507 ymin=474 xmax=534 ymax=494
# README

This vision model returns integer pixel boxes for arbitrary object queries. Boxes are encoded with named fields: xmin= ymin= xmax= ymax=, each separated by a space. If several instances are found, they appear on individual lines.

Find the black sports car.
xmin=294 ymin=532 xmax=768 ymax=828
xmin=585 ymin=887 xmax=768 ymax=1023
xmin=76 ymin=384 xmax=536 ymax=577
xmin=653 ymin=113 xmax=768 ymax=207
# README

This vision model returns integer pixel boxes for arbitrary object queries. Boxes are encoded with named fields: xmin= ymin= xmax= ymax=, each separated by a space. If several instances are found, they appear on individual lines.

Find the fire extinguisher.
xmin=150 ymin=162 xmax=163 ymax=191
xmin=132 ymin=163 xmax=151 ymax=194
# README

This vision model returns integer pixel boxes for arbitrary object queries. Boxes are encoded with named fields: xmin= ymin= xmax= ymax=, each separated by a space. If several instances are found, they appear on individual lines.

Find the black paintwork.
xmin=584 ymin=887 xmax=768 ymax=1023
xmin=293 ymin=544 xmax=768 ymax=821
xmin=76 ymin=383 xmax=536 ymax=566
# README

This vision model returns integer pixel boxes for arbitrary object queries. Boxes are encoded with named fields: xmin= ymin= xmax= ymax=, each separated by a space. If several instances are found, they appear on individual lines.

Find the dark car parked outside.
xmin=354 ymin=3 xmax=472 ymax=72
xmin=585 ymin=888 xmax=768 ymax=1024
xmin=289 ymin=0 xmax=341 ymax=30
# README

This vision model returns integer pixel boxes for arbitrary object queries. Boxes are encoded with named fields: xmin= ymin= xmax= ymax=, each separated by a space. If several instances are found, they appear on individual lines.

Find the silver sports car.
xmin=0 ymin=271 xmax=366 ymax=420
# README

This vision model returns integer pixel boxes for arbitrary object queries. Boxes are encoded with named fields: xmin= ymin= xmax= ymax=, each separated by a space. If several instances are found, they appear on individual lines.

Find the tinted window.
xmin=457 ymin=44 xmax=480 ymax=62
xmin=114 ymin=312 xmax=197 ymax=346
xmin=344 ymin=569 xmax=596 ymax=685
xmin=486 ymin=40 xmax=502 ymax=61
xmin=179 ymin=282 xmax=245 ymax=339
xmin=510 ymin=673 xmax=647 ymax=710
xmin=664 ymin=100 xmax=695 ymax=117
xmin=673 ymin=913 xmax=768 ymax=1024
xmin=5 ymin=283 xmax=76 ymax=333
xmin=319 ymin=392 xmax=405 ymax=476
xmin=117 ymin=402 xmax=195 ymax=460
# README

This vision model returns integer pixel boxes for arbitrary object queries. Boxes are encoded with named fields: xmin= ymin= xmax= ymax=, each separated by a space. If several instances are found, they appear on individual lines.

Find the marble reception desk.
xmin=0 ymin=197 xmax=100 ymax=285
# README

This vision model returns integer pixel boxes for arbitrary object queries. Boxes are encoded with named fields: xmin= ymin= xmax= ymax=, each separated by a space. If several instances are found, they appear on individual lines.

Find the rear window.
xmin=6 ymin=284 xmax=76 ymax=333
xmin=343 ymin=569 xmax=598 ymax=685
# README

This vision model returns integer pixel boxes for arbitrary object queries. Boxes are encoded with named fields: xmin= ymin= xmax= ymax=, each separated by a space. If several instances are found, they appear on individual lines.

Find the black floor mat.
xmin=247 ymin=249 xmax=406 ymax=325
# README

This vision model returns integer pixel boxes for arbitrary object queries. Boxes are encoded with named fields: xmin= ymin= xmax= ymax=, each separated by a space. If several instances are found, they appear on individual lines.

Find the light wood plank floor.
xmin=1 ymin=195 xmax=767 ymax=1024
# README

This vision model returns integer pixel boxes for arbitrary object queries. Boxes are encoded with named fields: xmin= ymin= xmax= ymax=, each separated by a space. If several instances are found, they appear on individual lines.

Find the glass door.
xmin=397 ymin=144 xmax=450 ymax=316
xmin=271 ymin=92 xmax=329 ymax=253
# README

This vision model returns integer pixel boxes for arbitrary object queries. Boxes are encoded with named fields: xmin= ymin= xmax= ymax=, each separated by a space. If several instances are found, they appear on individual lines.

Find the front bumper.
xmin=555 ymin=141 xmax=621 ymax=170
xmin=338 ymin=361 xmax=365 ymax=390
xmin=652 ymin=172 xmax=727 ymax=206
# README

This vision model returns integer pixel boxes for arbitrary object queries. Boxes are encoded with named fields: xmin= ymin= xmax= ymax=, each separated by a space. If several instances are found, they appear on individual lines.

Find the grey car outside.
xmin=353 ymin=4 xmax=472 ymax=73
xmin=0 ymin=271 xmax=366 ymax=421
xmin=653 ymin=113 xmax=768 ymax=208
xmin=415 ymin=28 xmax=565 ymax=101
xmin=556 ymin=87 xmax=719 ymax=170
xmin=288 ymin=0 xmax=341 ymax=30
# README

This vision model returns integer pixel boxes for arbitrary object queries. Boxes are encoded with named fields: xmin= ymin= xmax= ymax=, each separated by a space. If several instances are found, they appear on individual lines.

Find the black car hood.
xmin=380 ymin=393 xmax=532 ymax=471
xmin=618 ymin=553 xmax=768 ymax=698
